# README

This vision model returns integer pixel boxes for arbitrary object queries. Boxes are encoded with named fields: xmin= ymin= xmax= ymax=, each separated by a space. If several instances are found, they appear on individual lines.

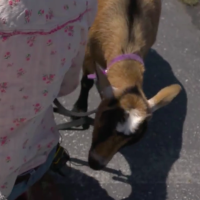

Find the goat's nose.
xmin=88 ymin=151 xmax=105 ymax=170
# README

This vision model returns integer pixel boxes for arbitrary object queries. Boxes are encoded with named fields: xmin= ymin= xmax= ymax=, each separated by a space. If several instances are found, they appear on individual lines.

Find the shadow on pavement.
xmin=50 ymin=166 xmax=114 ymax=200
xmin=55 ymin=49 xmax=187 ymax=200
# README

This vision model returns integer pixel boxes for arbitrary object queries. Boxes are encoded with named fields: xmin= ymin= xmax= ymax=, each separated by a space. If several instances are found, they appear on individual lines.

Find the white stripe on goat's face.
xmin=116 ymin=109 xmax=145 ymax=135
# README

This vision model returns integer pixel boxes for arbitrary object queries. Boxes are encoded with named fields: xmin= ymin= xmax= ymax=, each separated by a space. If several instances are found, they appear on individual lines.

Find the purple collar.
xmin=87 ymin=53 xmax=144 ymax=79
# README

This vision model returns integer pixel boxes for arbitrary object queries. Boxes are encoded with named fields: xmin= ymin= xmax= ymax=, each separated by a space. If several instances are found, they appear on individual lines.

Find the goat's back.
xmin=88 ymin=0 xmax=161 ymax=65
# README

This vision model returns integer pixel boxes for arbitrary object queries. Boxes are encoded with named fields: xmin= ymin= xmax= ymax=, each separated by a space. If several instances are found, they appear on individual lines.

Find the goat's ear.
xmin=148 ymin=84 xmax=182 ymax=112
xmin=96 ymin=64 xmax=114 ymax=99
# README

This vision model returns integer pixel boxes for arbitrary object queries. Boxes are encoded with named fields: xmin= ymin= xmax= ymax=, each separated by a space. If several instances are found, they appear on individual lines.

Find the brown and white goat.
xmin=73 ymin=0 xmax=181 ymax=170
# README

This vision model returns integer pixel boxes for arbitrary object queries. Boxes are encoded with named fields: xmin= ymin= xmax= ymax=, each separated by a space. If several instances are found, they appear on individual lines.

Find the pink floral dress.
xmin=0 ymin=0 xmax=97 ymax=197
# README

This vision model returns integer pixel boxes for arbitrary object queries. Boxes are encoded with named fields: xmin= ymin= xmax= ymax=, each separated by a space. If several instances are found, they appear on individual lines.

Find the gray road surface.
xmin=53 ymin=1 xmax=200 ymax=200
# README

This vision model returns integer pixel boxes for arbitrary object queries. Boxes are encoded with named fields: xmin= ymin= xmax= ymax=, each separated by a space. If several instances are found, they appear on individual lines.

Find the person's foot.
xmin=27 ymin=172 xmax=63 ymax=200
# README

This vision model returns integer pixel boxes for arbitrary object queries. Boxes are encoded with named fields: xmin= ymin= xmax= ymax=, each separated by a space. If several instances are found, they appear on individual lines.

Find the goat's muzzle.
xmin=88 ymin=150 xmax=109 ymax=170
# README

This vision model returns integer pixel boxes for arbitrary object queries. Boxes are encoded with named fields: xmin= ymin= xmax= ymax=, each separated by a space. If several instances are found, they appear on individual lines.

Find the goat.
xmin=72 ymin=0 xmax=181 ymax=170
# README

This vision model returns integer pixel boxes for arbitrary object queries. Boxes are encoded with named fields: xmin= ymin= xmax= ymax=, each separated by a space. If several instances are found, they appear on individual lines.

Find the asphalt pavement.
xmin=53 ymin=1 xmax=200 ymax=200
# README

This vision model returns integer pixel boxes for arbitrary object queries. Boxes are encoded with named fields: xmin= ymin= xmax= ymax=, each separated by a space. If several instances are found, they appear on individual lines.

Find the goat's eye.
xmin=119 ymin=115 xmax=126 ymax=123
xmin=119 ymin=112 xmax=128 ymax=123
xmin=108 ymin=98 xmax=118 ymax=107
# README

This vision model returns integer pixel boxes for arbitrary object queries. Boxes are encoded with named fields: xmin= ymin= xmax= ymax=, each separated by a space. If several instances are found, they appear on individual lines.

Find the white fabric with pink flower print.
xmin=0 ymin=0 xmax=97 ymax=197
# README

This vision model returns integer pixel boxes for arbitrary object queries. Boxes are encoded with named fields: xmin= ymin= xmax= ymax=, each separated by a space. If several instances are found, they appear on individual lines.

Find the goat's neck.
xmin=107 ymin=60 xmax=144 ymax=90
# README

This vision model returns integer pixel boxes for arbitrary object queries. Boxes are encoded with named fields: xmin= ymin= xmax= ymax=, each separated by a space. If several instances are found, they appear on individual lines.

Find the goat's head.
xmin=88 ymin=66 xmax=181 ymax=170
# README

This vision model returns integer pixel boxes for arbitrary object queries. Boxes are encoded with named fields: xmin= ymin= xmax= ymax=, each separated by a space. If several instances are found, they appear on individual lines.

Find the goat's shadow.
xmin=118 ymin=48 xmax=187 ymax=200
xmin=55 ymin=49 xmax=187 ymax=200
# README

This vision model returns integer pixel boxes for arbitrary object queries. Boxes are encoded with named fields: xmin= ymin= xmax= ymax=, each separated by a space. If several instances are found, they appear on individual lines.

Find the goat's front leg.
xmin=71 ymin=49 xmax=95 ymax=119
xmin=72 ymin=74 xmax=94 ymax=117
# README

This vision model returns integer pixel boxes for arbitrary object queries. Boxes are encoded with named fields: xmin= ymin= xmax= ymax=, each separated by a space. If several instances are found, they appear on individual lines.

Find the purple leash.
xmin=87 ymin=53 xmax=144 ymax=79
